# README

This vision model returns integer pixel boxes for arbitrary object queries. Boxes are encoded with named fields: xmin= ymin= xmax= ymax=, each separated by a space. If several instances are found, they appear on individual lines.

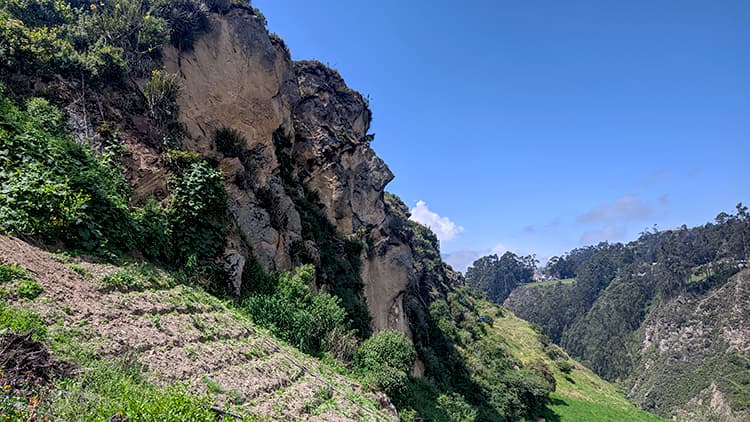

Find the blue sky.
xmin=254 ymin=0 xmax=750 ymax=271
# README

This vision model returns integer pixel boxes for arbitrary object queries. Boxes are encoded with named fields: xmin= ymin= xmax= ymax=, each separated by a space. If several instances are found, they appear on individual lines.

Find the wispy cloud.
xmin=637 ymin=170 xmax=668 ymax=186
xmin=579 ymin=225 xmax=627 ymax=244
xmin=576 ymin=195 xmax=651 ymax=224
xmin=442 ymin=243 xmax=508 ymax=273
xmin=441 ymin=250 xmax=484 ymax=273
xmin=409 ymin=200 xmax=464 ymax=242
xmin=521 ymin=218 xmax=561 ymax=235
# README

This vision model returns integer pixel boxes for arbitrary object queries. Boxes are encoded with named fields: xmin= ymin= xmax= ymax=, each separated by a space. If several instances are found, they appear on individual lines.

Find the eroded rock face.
xmin=293 ymin=61 xmax=391 ymax=234
xmin=626 ymin=270 xmax=750 ymax=420
xmin=163 ymin=8 xmax=414 ymax=335
xmin=164 ymin=10 xmax=303 ymax=273
xmin=291 ymin=61 xmax=412 ymax=335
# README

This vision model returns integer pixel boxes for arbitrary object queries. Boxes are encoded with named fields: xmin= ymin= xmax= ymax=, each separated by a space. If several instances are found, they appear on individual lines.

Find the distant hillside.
xmin=503 ymin=208 xmax=750 ymax=419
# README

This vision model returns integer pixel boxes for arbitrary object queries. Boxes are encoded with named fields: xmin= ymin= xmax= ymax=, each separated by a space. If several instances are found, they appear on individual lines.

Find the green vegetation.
xmin=385 ymin=193 xmax=554 ymax=421
xmin=43 ymin=358 xmax=243 ymax=422
xmin=0 ymin=93 xmax=136 ymax=253
xmin=519 ymin=278 xmax=575 ymax=289
xmin=491 ymin=307 xmax=665 ymax=421
xmin=101 ymin=264 xmax=177 ymax=292
xmin=0 ymin=86 xmax=229 ymax=289
xmin=17 ymin=279 xmax=43 ymax=299
xmin=271 ymin=129 xmax=371 ymax=337
xmin=465 ymin=251 xmax=537 ymax=303
xmin=354 ymin=330 xmax=416 ymax=397
xmin=0 ymin=301 xmax=47 ymax=340
xmin=499 ymin=205 xmax=750 ymax=417
xmin=243 ymin=264 xmax=356 ymax=358
xmin=0 ymin=261 xmax=27 ymax=283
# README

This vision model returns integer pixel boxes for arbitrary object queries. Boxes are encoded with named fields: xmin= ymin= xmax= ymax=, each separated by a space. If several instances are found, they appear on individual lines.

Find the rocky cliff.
xmin=152 ymin=7 xmax=415 ymax=336
xmin=629 ymin=269 xmax=750 ymax=421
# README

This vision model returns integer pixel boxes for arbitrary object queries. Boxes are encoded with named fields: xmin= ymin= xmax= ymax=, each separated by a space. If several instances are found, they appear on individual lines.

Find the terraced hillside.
xmin=0 ymin=235 xmax=395 ymax=421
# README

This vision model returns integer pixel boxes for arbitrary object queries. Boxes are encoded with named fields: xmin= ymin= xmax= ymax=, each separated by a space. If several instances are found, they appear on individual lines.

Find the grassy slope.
xmin=0 ymin=236 xmax=394 ymax=421
xmin=484 ymin=302 xmax=665 ymax=421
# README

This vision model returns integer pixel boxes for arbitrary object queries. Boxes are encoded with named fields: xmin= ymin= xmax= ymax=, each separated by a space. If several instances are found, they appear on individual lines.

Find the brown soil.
xmin=0 ymin=331 xmax=75 ymax=396
xmin=0 ymin=236 xmax=395 ymax=421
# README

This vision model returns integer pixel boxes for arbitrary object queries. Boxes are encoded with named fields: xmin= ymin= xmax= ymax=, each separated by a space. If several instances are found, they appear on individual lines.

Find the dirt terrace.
xmin=0 ymin=236 xmax=396 ymax=421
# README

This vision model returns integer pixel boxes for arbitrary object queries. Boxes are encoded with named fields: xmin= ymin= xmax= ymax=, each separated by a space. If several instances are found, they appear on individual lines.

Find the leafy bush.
xmin=133 ymin=199 xmax=173 ymax=263
xmin=436 ymin=393 xmax=477 ymax=422
xmin=0 ymin=91 xmax=228 ymax=285
xmin=243 ymin=265 xmax=353 ymax=357
xmin=0 ymin=262 xmax=27 ymax=283
xmin=166 ymin=160 xmax=227 ymax=267
xmin=0 ymin=10 xmax=79 ymax=77
xmin=17 ymin=280 xmax=43 ymax=299
xmin=152 ymin=0 xmax=210 ymax=51
xmin=0 ymin=94 xmax=137 ymax=253
xmin=354 ymin=330 xmax=416 ymax=396
xmin=3 ymin=0 xmax=73 ymax=28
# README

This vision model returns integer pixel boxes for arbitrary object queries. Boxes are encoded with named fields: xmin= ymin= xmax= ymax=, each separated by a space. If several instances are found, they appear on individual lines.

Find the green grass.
xmin=0 ymin=301 xmax=47 ymax=340
xmin=486 ymin=303 xmax=665 ymax=421
xmin=42 ymin=359 xmax=253 ymax=422
xmin=101 ymin=263 xmax=177 ymax=291
xmin=519 ymin=278 xmax=576 ymax=289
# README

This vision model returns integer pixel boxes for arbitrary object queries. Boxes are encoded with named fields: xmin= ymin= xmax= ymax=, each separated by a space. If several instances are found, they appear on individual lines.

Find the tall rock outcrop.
xmin=162 ymin=6 xmax=413 ymax=335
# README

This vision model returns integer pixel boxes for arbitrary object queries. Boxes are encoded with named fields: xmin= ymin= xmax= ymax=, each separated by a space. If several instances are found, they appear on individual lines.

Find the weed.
xmin=17 ymin=280 xmax=43 ymax=299
xmin=0 ymin=262 xmax=27 ymax=283
xmin=201 ymin=376 xmax=225 ymax=395
xmin=0 ymin=303 xmax=47 ymax=340
xmin=68 ymin=263 xmax=92 ymax=278
xmin=150 ymin=314 xmax=162 ymax=330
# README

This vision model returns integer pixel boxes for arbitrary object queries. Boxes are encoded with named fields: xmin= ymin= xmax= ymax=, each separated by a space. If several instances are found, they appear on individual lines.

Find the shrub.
xmin=529 ymin=359 xmax=556 ymax=392
xmin=0 ymin=12 xmax=79 ymax=76
xmin=436 ymin=393 xmax=477 ymax=422
xmin=556 ymin=360 xmax=573 ymax=374
xmin=0 ymin=95 xmax=137 ymax=253
xmin=243 ymin=265 xmax=353 ymax=356
xmin=354 ymin=330 xmax=416 ymax=396
xmin=133 ymin=199 xmax=173 ymax=263
xmin=152 ymin=0 xmax=210 ymax=51
xmin=3 ymin=0 xmax=73 ymax=28
xmin=17 ymin=280 xmax=43 ymax=299
xmin=0 ymin=262 xmax=27 ymax=283
xmin=78 ymin=39 xmax=126 ymax=82
xmin=166 ymin=161 xmax=227 ymax=267
xmin=214 ymin=127 xmax=246 ymax=157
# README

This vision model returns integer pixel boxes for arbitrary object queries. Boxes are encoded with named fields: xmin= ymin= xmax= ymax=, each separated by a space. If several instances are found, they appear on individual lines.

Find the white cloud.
xmin=579 ymin=225 xmax=627 ymax=244
xmin=576 ymin=195 xmax=651 ymax=224
xmin=491 ymin=243 xmax=507 ymax=257
xmin=409 ymin=200 xmax=464 ymax=242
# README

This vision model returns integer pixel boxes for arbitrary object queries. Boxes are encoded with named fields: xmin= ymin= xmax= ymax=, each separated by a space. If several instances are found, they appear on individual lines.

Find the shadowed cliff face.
xmin=162 ymin=7 xmax=413 ymax=335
